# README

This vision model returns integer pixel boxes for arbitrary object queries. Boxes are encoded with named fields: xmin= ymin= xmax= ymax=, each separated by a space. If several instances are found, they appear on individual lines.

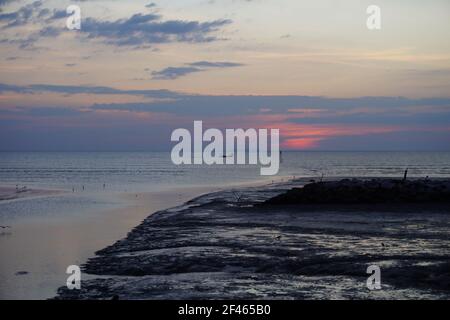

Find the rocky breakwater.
xmin=264 ymin=178 xmax=450 ymax=205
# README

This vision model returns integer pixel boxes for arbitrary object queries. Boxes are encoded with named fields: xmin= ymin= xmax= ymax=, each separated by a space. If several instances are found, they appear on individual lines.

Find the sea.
xmin=1 ymin=151 xmax=449 ymax=192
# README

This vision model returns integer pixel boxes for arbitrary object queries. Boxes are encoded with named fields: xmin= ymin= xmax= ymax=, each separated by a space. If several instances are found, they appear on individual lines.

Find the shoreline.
xmin=0 ymin=187 xmax=64 ymax=202
xmin=56 ymin=177 xmax=450 ymax=300
xmin=0 ymin=177 xmax=290 ymax=300
xmin=2 ymin=176 xmax=449 ymax=300
xmin=0 ymin=184 xmax=224 ymax=300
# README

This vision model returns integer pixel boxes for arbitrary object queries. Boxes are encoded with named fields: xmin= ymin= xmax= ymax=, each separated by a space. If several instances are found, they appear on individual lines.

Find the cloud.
xmin=151 ymin=66 xmax=202 ymax=80
xmin=2 ymin=82 xmax=450 ymax=117
xmin=0 ymin=34 xmax=39 ymax=49
xmin=0 ymin=0 xmax=16 ymax=7
xmin=0 ymin=83 xmax=30 ymax=93
xmin=2 ymin=82 xmax=450 ymax=129
xmin=79 ymin=13 xmax=231 ymax=47
xmin=1 ymin=82 xmax=450 ymax=151
xmin=90 ymin=95 xmax=450 ymax=118
xmin=189 ymin=61 xmax=243 ymax=68
xmin=0 ymin=1 xmax=59 ymax=49
xmin=39 ymin=25 xmax=60 ymax=37
xmin=0 ymin=0 xmax=43 ymax=28
xmin=1 ymin=4 xmax=232 ymax=50
xmin=45 ymin=9 xmax=67 ymax=21
xmin=0 ymin=82 xmax=181 ymax=98
xmin=151 ymin=61 xmax=244 ymax=80
xmin=15 ymin=106 xmax=87 ymax=117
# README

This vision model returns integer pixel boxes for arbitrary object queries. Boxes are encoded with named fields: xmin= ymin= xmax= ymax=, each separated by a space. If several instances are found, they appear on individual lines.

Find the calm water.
xmin=1 ymin=151 xmax=450 ymax=299
xmin=1 ymin=151 xmax=449 ymax=192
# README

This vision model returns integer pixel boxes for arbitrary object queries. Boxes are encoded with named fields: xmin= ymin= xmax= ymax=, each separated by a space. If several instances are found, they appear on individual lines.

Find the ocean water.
xmin=1 ymin=151 xmax=449 ymax=193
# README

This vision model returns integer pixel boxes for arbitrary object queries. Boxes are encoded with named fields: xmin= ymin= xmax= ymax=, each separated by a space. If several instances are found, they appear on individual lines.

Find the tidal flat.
xmin=56 ymin=178 xmax=450 ymax=300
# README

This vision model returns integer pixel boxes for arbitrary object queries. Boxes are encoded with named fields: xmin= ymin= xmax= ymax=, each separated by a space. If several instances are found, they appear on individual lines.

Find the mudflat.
xmin=56 ymin=178 xmax=450 ymax=300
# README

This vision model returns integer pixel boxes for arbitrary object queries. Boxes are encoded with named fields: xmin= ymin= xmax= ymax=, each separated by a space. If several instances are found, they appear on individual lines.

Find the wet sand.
xmin=0 ymin=186 xmax=217 ymax=300
xmin=56 ymin=179 xmax=450 ymax=300
xmin=0 ymin=175 xmax=289 ymax=300
xmin=0 ymin=187 xmax=63 ymax=202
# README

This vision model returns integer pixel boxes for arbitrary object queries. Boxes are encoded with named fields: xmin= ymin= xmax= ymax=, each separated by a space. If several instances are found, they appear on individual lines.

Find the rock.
xmin=264 ymin=178 xmax=450 ymax=205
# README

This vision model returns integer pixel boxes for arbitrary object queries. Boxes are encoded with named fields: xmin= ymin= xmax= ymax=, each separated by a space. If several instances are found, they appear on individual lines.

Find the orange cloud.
xmin=193 ymin=113 xmax=404 ymax=150
xmin=283 ymin=138 xmax=322 ymax=149
xmin=266 ymin=122 xmax=400 ymax=150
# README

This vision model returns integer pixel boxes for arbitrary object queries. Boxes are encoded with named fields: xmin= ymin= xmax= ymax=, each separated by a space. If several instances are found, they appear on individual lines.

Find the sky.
xmin=0 ymin=0 xmax=449 ymax=151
